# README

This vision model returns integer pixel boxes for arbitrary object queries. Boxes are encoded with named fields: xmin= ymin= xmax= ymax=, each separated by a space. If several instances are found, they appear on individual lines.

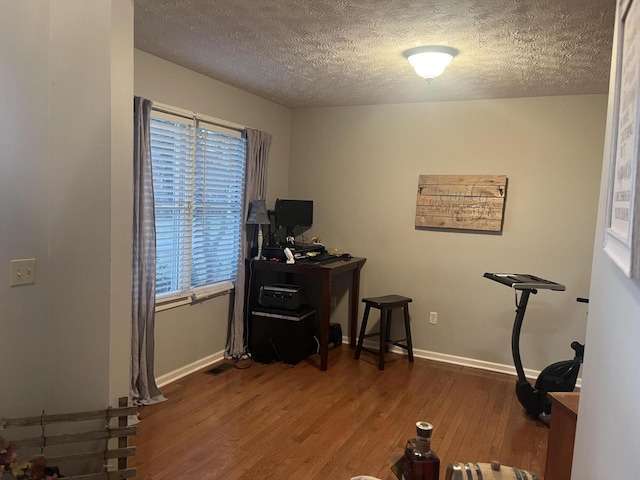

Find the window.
xmin=150 ymin=109 xmax=246 ymax=309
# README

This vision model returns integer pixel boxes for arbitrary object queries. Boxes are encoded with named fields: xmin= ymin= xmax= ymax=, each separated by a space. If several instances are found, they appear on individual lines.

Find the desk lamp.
xmin=246 ymin=199 xmax=271 ymax=260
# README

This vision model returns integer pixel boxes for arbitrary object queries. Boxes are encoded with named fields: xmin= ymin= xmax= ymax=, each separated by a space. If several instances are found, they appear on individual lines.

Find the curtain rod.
xmin=151 ymin=101 xmax=246 ymax=133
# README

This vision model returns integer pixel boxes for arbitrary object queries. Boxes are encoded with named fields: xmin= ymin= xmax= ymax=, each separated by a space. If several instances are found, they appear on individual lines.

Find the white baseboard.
xmin=356 ymin=338 xmax=582 ymax=388
xmin=156 ymin=351 xmax=225 ymax=388
xmin=413 ymin=346 xmax=536 ymax=379
xmin=156 ymin=341 xmax=581 ymax=389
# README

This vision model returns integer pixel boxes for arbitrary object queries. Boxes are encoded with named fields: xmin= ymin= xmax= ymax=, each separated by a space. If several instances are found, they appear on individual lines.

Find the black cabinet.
xmin=249 ymin=305 xmax=316 ymax=365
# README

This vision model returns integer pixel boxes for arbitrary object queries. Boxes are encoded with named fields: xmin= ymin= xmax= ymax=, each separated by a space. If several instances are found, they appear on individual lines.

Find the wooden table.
xmin=249 ymin=256 xmax=366 ymax=370
xmin=545 ymin=392 xmax=580 ymax=480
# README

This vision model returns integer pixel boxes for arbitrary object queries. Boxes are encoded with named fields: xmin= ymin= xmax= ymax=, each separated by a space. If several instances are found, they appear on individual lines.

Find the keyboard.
xmin=304 ymin=252 xmax=344 ymax=264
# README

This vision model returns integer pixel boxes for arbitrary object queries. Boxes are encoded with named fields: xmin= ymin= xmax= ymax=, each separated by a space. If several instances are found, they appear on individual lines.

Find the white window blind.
xmin=150 ymin=111 xmax=246 ymax=305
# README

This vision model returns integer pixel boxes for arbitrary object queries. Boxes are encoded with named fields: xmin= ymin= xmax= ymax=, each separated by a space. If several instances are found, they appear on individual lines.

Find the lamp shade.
xmin=403 ymin=46 xmax=459 ymax=80
xmin=246 ymin=199 xmax=271 ymax=225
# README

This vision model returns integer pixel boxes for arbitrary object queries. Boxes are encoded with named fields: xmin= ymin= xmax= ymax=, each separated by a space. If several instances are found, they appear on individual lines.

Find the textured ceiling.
xmin=134 ymin=0 xmax=615 ymax=108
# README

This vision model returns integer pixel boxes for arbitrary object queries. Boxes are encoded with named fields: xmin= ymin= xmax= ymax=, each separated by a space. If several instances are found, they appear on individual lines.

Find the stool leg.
xmin=403 ymin=305 xmax=414 ymax=363
xmin=385 ymin=309 xmax=393 ymax=353
xmin=355 ymin=304 xmax=370 ymax=360
xmin=379 ymin=308 xmax=388 ymax=370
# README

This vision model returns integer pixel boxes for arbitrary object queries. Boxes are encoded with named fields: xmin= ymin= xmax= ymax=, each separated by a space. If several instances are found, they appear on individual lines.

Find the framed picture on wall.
xmin=604 ymin=0 xmax=640 ymax=278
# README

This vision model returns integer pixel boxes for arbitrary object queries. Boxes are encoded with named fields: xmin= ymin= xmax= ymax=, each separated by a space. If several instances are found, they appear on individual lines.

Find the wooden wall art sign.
xmin=415 ymin=175 xmax=508 ymax=233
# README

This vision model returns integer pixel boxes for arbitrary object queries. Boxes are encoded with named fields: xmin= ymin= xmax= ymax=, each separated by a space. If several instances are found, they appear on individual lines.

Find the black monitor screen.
xmin=275 ymin=199 xmax=313 ymax=236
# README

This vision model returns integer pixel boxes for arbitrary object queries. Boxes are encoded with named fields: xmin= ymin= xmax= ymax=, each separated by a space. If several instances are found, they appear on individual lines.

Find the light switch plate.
xmin=10 ymin=258 xmax=36 ymax=286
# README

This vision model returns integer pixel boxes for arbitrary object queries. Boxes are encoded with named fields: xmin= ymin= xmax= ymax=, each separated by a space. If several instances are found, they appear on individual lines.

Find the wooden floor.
xmin=131 ymin=347 xmax=548 ymax=479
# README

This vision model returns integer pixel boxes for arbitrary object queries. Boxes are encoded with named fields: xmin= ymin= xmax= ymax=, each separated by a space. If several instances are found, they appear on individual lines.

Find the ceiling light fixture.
xmin=403 ymin=46 xmax=459 ymax=80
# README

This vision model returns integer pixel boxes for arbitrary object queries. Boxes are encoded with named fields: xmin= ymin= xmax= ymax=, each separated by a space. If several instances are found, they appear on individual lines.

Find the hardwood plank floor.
xmin=131 ymin=347 xmax=548 ymax=479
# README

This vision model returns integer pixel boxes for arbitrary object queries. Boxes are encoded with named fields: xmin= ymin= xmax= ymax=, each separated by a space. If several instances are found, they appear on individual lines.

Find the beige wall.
xmin=572 ymin=4 xmax=640 ymax=476
xmin=290 ymin=95 xmax=607 ymax=372
xmin=573 ymin=89 xmax=640 ymax=479
xmin=1 ymin=0 xmax=133 ymax=414
xmin=134 ymin=50 xmax=292 ymax=379
xmin=1 ymin=1 xmax=51 ymax=416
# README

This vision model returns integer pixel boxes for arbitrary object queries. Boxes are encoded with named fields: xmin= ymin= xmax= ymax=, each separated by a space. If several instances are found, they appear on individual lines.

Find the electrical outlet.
xmin=10 ymin=258 xmax=36 ymax=286
xmin=429 ymin=311 xmax=438 ymax=325
xmin=331 ymin=296 xmax=337 ymax=308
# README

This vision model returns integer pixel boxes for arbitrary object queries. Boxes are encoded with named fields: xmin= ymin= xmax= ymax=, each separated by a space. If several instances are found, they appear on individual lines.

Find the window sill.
xmin=155 ymin=281 xmax=234 ymax=313
xmin=192 ymin=281 xmax=234 ymax=302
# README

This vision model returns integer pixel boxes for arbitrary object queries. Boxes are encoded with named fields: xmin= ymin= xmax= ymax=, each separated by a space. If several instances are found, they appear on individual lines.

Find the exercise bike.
xmin=484 ymin=273 xmax=585 ymax=426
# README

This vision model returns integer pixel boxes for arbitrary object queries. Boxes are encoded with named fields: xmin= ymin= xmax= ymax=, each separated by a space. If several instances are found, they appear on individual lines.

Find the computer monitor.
xmin=274 ymin=199 xmax=313 ymax=238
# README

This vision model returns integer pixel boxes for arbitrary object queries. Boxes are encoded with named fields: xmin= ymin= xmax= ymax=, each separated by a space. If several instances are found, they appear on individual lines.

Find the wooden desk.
xmin=545 ymin=392 xmax=579 ymax=480
xmin=249 ymin=257 xmax=366 ymax=371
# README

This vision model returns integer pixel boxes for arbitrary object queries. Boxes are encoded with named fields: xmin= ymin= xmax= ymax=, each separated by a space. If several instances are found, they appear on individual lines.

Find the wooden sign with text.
xmin=415 ymin=175 xmax=508 ymax=232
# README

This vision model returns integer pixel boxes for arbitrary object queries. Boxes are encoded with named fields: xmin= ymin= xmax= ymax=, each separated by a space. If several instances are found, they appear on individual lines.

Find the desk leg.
xmin=349 ymin=265 xmax=362 ymax=348
xmin=319 ymin=275 xmax=331 ymax=371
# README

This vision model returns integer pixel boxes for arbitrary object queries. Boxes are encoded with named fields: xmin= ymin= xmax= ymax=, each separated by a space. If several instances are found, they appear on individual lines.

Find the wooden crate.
xmin=2 ymin=398 xmax=137 ymax=479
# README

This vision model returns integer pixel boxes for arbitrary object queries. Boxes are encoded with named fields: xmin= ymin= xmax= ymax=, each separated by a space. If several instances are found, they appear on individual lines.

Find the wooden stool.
xmin=355 ymin=294 xmax=414 ymax=370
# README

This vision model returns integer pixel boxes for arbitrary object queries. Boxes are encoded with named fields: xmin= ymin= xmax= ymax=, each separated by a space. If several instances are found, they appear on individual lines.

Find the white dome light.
xmin=403 ymin=46 xmax=459 ymax=80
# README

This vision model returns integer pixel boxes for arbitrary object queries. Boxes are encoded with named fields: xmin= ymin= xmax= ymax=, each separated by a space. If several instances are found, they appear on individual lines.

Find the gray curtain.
xmin=131 ymin=96 xmax=166 ymax=405
xmin=226 ymin=128 xmax=272 ymax=358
